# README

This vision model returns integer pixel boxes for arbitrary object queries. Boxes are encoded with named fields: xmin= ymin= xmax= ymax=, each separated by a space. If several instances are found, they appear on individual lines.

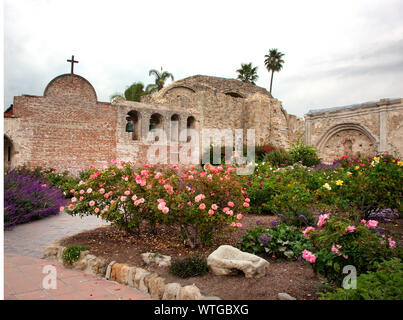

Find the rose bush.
xmin=302 ymin=213 xmax=402 ymax=286
xmin=67 ymin=161 xmax=249 ymax=248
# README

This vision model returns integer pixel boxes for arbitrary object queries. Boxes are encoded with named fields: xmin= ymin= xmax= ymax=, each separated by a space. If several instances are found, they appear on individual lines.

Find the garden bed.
xmin=60 ymin=214 xmax=324 ymax=300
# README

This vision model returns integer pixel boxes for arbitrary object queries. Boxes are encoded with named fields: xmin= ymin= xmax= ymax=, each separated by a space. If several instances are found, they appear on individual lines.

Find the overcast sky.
xmin=3 ymin=0 xmax=403 ymax=117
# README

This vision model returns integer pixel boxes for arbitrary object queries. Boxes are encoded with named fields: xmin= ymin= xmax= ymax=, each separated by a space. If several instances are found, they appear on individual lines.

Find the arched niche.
xmin=170 ymin=114 xmax=180 ymax=142
xmin=4 ymin=135 xmax=15 ymax=171
xmin=127 ymin=110 xmax=142 ymax=141
xmin=224 ymin=91 xmax=244 ymax=98
xmin=317 ymin=122 xmax=378 ymax=162
xmin=149 ymin=113 xmax=164 ymax=142
xmin=186 ymin=116 xmax=196 ymax=142
xmin=164 ymin=86 xmax=195 ymax=98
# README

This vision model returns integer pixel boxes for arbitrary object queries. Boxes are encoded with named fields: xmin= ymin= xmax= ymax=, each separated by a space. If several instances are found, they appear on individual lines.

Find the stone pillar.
xmin=305 ymin=118 xmax=312 ymax=145
xmin=379 ymin=109 xmax=387 ymax=153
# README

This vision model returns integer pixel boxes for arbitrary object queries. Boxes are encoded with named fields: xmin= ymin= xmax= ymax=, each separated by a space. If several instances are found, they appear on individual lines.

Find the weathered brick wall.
xmin=6 ymin=74 xmax=117 ymax=175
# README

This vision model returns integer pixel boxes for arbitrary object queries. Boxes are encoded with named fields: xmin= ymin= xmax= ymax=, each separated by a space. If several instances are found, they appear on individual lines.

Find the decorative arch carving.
xmin=317 ymin=122 xmax=379 ymax=151
xmin=316 ymin=122 xmax=379 ymax=161
xmin=164 ymin=86 xmax=195 ymax=98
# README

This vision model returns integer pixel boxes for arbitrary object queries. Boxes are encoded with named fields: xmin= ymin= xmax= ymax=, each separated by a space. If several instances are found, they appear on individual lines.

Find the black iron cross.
xmin=67 ymin=55 xmax=79 ymax=74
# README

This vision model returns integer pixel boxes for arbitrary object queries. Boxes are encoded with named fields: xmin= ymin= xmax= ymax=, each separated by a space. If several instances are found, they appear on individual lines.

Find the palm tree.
xmin=264 ymin=49 xmax=285 ymax=95
xmin=146 ymin=67 xmax=174 ymax=93
xmin=236 ymin=63 xmax=258 ymax=85
xmin=110 ymin=82 xmax=146 ymax=102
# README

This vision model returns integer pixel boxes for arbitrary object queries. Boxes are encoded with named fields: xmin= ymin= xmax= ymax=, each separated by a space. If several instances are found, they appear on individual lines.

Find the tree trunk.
xmin=270 ymin=70 xmax=274 ymax=95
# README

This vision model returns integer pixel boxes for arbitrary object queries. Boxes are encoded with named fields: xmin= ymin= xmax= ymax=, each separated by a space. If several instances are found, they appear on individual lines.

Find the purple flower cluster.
xmin=4 ymin=169 xmax=65 ymax=229
xmin=259 ymin=233 xmax=272 ymax=246
xmin=368 ymin=208 xmax=399 ymax=223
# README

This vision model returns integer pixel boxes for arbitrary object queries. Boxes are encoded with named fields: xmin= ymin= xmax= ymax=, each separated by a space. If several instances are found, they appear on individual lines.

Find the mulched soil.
xmin=60 ymin=214 xmax=325 ymax=300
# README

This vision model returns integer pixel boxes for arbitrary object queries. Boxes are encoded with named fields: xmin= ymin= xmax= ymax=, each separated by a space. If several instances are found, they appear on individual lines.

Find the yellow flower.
xmin=398 ymin=161 xmax=403 ymax=166
xmin=336 ymin=180 xmax=343 ymax=186
xmin=358 ymin=172 xmax=363 ymax=176
xmin=355 ymin=166 xmax=360 ymax=170
xmin=374 ymin=157 xmax=380 ymax=162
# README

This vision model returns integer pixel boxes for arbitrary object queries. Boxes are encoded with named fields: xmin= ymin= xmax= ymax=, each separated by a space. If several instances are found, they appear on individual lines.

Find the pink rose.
xmin=199 ymin=203 xmax=206 ymax=210
xmin=366 ymin=220 xmax=378 ymax=229
xmin=120 ymin=196 xmax=127 ymax=202
xmin=71 ymin=197 xmax=77 ymax=203
xmin=236 ymin=214 xmax=243 ymax=220
xmin=59 ymin=206 xmax=65 ymax=212
xmin=345 ymin=225 xmax=356 ymax=233
xmin=124 ymin=190 xmax=130 ymax=196
xmin=89 ymin=200 xmax=95 ymax=207
xmin=243 ymin=202 xmax=250 ymax=208
xmin=94 ymin=208 xmax=100 ymax=214
xmin=211 ymin=204 xmax=218 ymax=210
xmin=162 ymin=207 xmax=169 ymax=214
xmin=99 ymin=188 xmax=105 ymax=194
xmin=303 ymin=226 xmax=315 ymax=237
xmin=227 ymin=201 xmax=235 ymax=207
xmin=208 ymin=209 xmax=215 ymax=216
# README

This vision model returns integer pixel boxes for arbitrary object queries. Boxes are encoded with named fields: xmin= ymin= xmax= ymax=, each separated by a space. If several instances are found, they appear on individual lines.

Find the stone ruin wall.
xmin=305 ymin=98 xmax=403 ymax=163
xmin=4 ymin=73 xmax=328 ymax=174
xmin=143 ymin=75 xmax=305 ymax=150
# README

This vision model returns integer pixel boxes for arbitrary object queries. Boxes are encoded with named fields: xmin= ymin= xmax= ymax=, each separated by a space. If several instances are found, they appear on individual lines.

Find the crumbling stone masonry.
xmin=305 ymin=98 xmax=403 ymax=163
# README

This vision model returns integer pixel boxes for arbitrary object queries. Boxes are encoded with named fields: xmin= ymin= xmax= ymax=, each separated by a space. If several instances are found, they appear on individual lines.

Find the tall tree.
xmin=264 ymin=49 xmax=285 ymax=95
xmin=146 ymin=67 xmax=174 ymax=93
xmin=110 ymin=82 xmax=146 ymax=102
xmin=236 ymin=63 xmax=259 ymax=85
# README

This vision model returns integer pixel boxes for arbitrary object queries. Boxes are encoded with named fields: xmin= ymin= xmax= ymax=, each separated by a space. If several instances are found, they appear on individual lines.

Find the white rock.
xmin=162 ymin=283 xmax=182 ymax=300
xmin=207 ymin=245 xmax=269 ymax=278
xmin=178 ymin=285 xmax=202 ymax=300
xmin=141 ymin=252 xmax=171 ymax=267
xmin=133 ymin=268 xmax=151 ymax=294
xmin=278 ymin=293 xmax=297 ymax=300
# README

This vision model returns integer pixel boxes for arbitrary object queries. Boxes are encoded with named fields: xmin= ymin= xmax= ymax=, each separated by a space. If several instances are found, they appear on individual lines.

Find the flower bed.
xmin=4 ymin=168 xmax=65 ymax=229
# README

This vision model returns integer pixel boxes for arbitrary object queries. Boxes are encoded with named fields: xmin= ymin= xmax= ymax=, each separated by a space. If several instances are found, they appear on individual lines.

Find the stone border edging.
xmin=43 ymin=243 xmax=221 ymax=300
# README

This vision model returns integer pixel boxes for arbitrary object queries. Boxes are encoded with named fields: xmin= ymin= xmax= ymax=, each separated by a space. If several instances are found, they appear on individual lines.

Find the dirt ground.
xmin=60 ymin=214 xmax=325 ymax=300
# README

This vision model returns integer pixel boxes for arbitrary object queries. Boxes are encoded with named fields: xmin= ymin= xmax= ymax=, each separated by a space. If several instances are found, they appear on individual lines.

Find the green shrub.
xmin=236 ymin=226 xmax=268 ymax=254
xmin=288 ymin=138 xmax=321 ymax=167
xmin=319 ymin=258 xmax=403 ymax=300
xmin=330 ymin=154 xmax=403 ymax=213
xmin=303 ymin=214 xmax=401 ymax=286
xmin=169 ymin=255 xmax=209 ymax=278
xmin=237 ymin=224 xmax=308 ymax=260
xmin=263 ymin=148 xmax=292 ymax=167
xmin=62 ymin=245 xmax=88 ymax=265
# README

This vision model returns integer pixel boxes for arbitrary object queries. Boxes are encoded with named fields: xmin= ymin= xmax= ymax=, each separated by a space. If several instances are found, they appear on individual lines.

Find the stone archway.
xmin=317 ymin=123 xmax=378 ymax=162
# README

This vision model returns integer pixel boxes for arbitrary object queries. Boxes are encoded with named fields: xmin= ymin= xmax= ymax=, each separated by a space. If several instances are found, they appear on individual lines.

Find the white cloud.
xmin=4 ymin=0 xmax=403 ymax=117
